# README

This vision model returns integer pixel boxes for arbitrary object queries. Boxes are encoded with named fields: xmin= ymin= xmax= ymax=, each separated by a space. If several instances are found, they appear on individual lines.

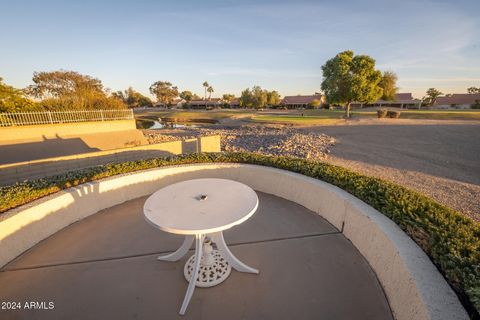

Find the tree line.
xmin=0 ymin=71 xmax=130 ymax=112
xmin=147 ymin=80 xmax=283 ymax=109
xmin=320 ymin=50 xmax=480 ymax=117
xmin=238 ymin=86 xmax=281 ymax=109
xmin=1 ymin=63 xmax=479 ymax=113
xmin=0 ymin=70 xmax=270 ymax=112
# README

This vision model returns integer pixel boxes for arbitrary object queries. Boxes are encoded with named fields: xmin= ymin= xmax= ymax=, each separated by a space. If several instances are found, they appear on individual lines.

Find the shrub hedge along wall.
xmin=1 ymin=152 xmax=478 ymax=318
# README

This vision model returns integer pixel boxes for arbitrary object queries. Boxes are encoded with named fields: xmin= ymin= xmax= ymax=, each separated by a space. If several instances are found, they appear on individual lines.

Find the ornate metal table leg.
xmin=179 ymin=234 xmax=204 ymax=315
xmin=210 ymin=231 xmax=259 ymax=274
xmin=162 ymin=232 xmax=258 ymax=315
xmin=157 ymin=235 xmax=194 ymax=261
xmin=184 ymin=236 xmax=231 ymax=287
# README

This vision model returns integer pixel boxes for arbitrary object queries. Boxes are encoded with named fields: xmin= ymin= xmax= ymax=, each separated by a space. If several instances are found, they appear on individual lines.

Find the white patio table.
xmin=143 ymin=178 xmax=260 ymax=315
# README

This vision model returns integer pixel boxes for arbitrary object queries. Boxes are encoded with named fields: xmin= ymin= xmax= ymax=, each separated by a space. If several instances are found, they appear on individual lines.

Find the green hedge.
xmin=0 ymin=152 xmax=479 ymax=317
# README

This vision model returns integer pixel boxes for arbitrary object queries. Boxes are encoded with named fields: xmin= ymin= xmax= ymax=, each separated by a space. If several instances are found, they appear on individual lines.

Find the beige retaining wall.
xmin=0 ymin=120 xmax=137 ymax=144
xmin=0 ymin=164 xmax=468 ymax=320
xmin=0 ymin=120 xmax=151 ymax=166
xmin=0 ymin=136 xmax=220 ymax=185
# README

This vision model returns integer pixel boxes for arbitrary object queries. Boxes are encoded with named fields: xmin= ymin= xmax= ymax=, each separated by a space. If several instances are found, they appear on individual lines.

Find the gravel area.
xmin=326 ymin=156 xmax=480 ymax=221
xmin=315 ymin=121 xmax=480 ymax=221
xmin=144 ymin=125 xmax=336 ymax=160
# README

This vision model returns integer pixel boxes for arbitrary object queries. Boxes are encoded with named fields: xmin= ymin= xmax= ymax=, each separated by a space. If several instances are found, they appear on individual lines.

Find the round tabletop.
xmin=144 ymin=178 xmax=259 ymax=235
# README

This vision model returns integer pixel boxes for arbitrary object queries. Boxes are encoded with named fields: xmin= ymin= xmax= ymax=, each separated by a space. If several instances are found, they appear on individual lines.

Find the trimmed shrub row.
xmin=377 ymin=109 xmax=401 ymax=118
xmin=377 ymin=109 xmax=388 ymax=118
xmin=0 ymin=152 xmax=478 ymax=317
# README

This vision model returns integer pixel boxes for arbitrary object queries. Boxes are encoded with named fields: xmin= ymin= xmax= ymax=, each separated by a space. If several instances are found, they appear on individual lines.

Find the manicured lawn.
xmin=250 ymin=115 xmax=346 ymax=125
xmin=251 ymin=110 xmax=369 ymax=124
xmin=254 ymin=109 xmax=480 ymax=123
xmin=297 ymin=109 xmax=480 ymax=120
xmin=286 ymin=109 xmax=359 ymax=117
xmin=135 ymin=109 xmax=253 ymax=120
xmin=391 ymin=110 xmax=480 ymax=120
xmin=135 ymin=108 xmax=480 ymax=123
xmin=352 ymin=110 xmax=480 ymax=120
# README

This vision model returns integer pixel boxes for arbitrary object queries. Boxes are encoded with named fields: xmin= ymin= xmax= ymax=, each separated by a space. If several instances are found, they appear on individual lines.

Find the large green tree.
xmin=0 ymin=77 xmax=37 ymax=112
xmin=321 ymin=50 xmax=383 ymax=117
xmin=251 ymin=86 xmax=267 ymax=109
xmin=239 ymin=88 xmax=253 ymax=108
xmin=308 ymin=99 xmax=322 ymax=109
xmin=222 ymin=94 xmax=235 ymax=107
xmin=239 ymin=86 xmax=279 ymax=109
xmin=222 ymin=93 xmax=235 ymax=103
xmin=28 ymin=70 xmax=103 ymax=99
xmin=113 ymin=87 xmax=153 ymax=108
xmin=149 ymin=81 xmax=178 ymax=107
xmin=467 ymin=87 xmax=480 ymax=94
xmin=266 ymin=90 xmax=281 ymax=106
xmin=424 ymin=88 xmax=442 ymax=105
xmin=379 ymin=71 xmax=398 ymax=101
xmin=27 ymin=70 xmax=126 ymax=110
xmin=179 ymin=90 xmax=194 ymax=103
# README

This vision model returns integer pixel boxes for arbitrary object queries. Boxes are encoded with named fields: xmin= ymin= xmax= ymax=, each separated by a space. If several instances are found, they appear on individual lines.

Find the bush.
xmin=0 ymin=152 xmax=478 ymax=317
xmin=377 ymin=108 xmax=387 ymax=118
xmin=39 ymin=94 xmax=127 ymax=111
xmin=308 ymin=99 xmax=321 ymax=109
xmin=387 ymin=110 xmax=401 ymax=118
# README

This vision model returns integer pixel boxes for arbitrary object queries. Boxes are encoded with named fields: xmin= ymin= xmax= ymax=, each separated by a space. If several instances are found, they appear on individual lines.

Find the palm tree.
xmin=207 ymin=86 xmax=214 ymax=101
xmin=202 ymin=81 xmax=209 ymax=100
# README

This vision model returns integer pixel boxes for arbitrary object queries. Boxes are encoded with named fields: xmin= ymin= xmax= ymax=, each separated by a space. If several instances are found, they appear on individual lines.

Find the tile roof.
xmin=435 ymin=93 xmax=480 ymax=105
xmin=351 ymin=93 xmax=416 ymax=105
xmin=189 ymin=99 xmax=221 ymax=105
xmin=282 ymin=95 xmax=322 ymax=104
xmin=376 ymin=93 xmax=418 ymax=104
xmin=351 ymin=93 xmax=418 ymax=105
xmin=395 ymin=93 xmax=413 ymax=100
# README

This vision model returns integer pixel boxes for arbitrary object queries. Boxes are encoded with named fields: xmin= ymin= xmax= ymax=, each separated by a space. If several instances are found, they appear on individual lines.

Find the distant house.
xmin=434 ymin=93 xmax=480 ymax=109
xmin=170 ymin=99 xmax=184 ymax=108
xmin=351 ymin=93 xmax=421 ymax=109
xmin=281 ymin=94 xmax=324 ymax=109
xmin=153 ymin=99 xmax=184 ymax=108
xmin=228 ymin=98 xmax=240 ymax=108
xmin=189 ymin=98 xmax=222 ymax=109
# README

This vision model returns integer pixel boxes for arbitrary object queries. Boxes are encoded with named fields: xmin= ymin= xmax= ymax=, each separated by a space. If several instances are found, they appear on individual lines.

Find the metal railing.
xmin=0 ymin=109 xmax=134 ymax=127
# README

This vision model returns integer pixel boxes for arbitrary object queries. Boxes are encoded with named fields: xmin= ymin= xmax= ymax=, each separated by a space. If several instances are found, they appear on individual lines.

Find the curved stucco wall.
xmin=0 ymin=163 xmax=468 ymax=320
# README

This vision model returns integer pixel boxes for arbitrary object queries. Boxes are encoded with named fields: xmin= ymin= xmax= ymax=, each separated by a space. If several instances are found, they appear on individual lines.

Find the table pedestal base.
xmin=157 ymin=231 xmax=259 ymax=315
xmin=184 ymin=246 xmax=232 ymax=287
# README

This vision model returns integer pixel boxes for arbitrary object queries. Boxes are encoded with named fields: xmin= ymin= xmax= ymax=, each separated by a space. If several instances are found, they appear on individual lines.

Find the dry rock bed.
xmin=143 ymin=125 xmax=336 ymax=160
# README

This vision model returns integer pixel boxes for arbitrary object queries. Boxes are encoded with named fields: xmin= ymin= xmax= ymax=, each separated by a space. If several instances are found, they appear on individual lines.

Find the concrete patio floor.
xmin=0 ymin=192 xmax=393 ymax=320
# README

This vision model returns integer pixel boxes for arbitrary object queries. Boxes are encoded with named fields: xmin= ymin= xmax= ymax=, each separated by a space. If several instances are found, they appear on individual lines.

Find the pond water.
xmin=136 ymin=119 xmax=201 ymax=130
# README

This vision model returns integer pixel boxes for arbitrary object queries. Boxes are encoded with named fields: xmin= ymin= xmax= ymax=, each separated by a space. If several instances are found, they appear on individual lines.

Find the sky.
xmin=0 ymin=0 xmax=479 ymax=99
